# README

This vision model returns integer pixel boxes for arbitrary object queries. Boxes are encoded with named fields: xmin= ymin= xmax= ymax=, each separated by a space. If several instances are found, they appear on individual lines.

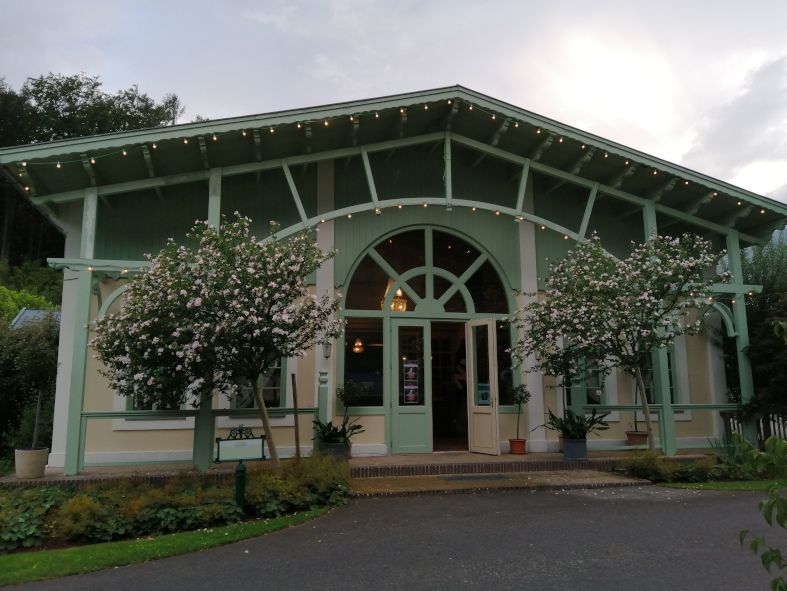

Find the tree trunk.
xmin=290 ymin=373 xmax=301 ymax=460
xmin=634 ymin=367 xmax=656 ymax=452
xmin=31 ymin=390 xmax=42 ymax=448
xmin=251 ymin=378 xmax=281 ymax=472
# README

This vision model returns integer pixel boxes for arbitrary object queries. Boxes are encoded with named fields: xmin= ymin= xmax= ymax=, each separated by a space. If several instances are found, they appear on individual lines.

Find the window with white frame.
xmin=232 ymin=360 xmax=286 ymax=409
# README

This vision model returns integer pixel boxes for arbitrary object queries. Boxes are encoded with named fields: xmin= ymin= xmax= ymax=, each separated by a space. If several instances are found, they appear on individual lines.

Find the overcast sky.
xmin=2 ymin=0 xmax=787 ymax=203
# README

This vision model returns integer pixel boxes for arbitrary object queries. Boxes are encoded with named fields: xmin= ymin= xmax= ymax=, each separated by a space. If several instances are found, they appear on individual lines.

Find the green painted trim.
xmin=64 ymin=271 xmax=93 ymax=476
xmin=208 ymin=168 xmax=221 ymax=227
xmin=80 ymin=188 xmax=98 ymax=259
xmin=443 ymin=132 xmax=453 ymax=209
xmin=360 ymin=148 xmax=379 ymax=206
xmin=655 ymin=345 xmax=677 ymax=456
xmin=192 ymin=392 xmax=214 ymax=472
xmin=31 ymin=132 xmax=445 ymax=205
xmin=710 ymin=283 xmax=762 ymax=294
xmin=282 ymin=161 xmax=308 ymax=223
xmin=49 ymin=258 xmax=150 ymax=273
xmin=97 ymin=283 xmax=129 ymax=319
xmin=578 ymin=183 xmax=598 ymax=238
xmin=515 ymin=161 xmax=531 ymax=213
xmin=368 ymin=249 xmax=423 ymax=306
xmin=317 ymin=371 xmax=328 ymax=423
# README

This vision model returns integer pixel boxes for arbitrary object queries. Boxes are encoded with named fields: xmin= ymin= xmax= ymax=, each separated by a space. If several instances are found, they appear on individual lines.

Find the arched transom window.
xmin=345 ymin=227 xmax=510 ymax=315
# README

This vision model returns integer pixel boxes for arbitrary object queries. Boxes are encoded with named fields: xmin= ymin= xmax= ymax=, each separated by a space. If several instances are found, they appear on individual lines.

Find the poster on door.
xmin=403 ymin=360 xmax=420 ymax=404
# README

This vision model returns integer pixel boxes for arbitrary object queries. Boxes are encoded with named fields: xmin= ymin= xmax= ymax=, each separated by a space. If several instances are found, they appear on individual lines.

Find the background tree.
xmin=511 ymin=233 xmax=724 ymax=451
xmin=731 ymin=233 xmax=787 ymax=426
xmin=0 ymin=73 xmax=184 ymax=265
xmin=0 ymin=316 xmax=59 ymax=454
xmin=92 ymin=215 xmax=342 ymax=471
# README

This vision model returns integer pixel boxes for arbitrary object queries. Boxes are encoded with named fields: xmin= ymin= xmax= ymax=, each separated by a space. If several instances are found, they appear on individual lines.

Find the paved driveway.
xmin=10 ymin=486 xmax=780 ymax=591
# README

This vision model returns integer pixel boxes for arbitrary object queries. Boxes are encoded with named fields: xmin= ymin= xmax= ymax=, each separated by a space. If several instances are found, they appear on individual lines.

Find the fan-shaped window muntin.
xmin=344 ymin=227 xmax=510 ymax=316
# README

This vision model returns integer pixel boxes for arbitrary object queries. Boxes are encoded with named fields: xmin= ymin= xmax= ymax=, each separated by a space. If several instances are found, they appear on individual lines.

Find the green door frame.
xmin=390 ymin=318 xmax=433 ymax=453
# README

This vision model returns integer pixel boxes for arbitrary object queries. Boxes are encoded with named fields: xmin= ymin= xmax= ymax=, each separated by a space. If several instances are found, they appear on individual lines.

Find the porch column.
xmin=520 ymin=172 xmax=547 ymax=451
xmin=725 ymin=230 xmax=758 ymax=445
xmin=64 ymin=187 xmax=98 ymax=475
xmin=192 ymin=169 xmax=222 ymax=471
xmin=643 ymin=204 xmax=677 ymax=456
xmin=316 ymin=160 xmax=336 ymax=425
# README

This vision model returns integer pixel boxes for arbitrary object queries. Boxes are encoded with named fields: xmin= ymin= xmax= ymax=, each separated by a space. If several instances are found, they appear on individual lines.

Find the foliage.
xmin=715 ymin=434 xmax=787 ymax=481
xmin=92 ymin=214 xmax=343 ymax=470
xmin=740 ymin=487 xmax=787 ymax=591
xmin=0 ymin=456 xmax=348 ymax=554
xmin=725 ymin=236 xmax=787 ymax=416
xmin=51 ymin=495 xmax=127 ymax=543
xmin=1 ymin=73 xmax=185 ymax=266
xmin=3 ymin=73 xmax=183 ymax=145
xmin=0 ymin=261 xmax=62 ymax=305
xmin=245 ymin=456 xmax=349 ymax=516
xmin=313 ymin=382 xmax=367 ymax=444
xmin=0 ymin=509 xmax=329 ymax=587
xmin=511 ymin=384 xmax=531 ymax=439
xmin=0 ymin=487 xmax=70 ymax=553
xmin=512 ymin=232 xmax=724 ymax=451
xmin=0 ymin=285 xmax=56 ymax=324
xmin=542 ymin=408 xmax=609 ymax=440
xmin=622 ymin=452 xmax=716 ymax=483
xmin=0 ymin=315 xmax=59 ymax=452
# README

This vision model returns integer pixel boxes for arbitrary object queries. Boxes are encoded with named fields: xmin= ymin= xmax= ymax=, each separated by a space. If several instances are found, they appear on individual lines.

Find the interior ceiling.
xmin=1 ymin=86 xmax=785 ymax=244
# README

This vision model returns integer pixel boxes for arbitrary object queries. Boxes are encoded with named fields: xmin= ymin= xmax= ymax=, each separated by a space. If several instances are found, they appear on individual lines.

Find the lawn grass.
xmin=661 ymin=480 xmax=787 ymax=491
xmin=0 ymin=507 xmax=329 ymax=586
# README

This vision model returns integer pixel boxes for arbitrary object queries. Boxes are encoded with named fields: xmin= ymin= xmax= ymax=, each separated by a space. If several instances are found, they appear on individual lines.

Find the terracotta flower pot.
xmin=625 ymin=430 xmax=649 ymax=446
xmin=509 ymin=438 xmax=527 ymax=455
xmin=14 ymin=448 xmax=49 ymax=479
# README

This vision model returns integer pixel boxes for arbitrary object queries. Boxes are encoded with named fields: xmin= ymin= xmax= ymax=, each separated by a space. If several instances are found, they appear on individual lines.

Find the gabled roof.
xmin=0 ymin=85 xmax=785 ymax=244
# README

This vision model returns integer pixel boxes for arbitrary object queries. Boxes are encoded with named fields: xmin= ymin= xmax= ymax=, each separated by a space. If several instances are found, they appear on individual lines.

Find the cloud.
xmin=681 ymin=57 xmax=787 ymax=200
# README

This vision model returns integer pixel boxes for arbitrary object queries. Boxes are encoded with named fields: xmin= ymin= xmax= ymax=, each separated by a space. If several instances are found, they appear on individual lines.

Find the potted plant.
xmin=508 ymin=384 xmax=531 ymax=454
xmin=543 ymin=408 xmax=610 ymax=460
xmin=313 ymin=381 xmax=366 ymax=459
xmin=8 ymin=316 xmax=59 ymax=479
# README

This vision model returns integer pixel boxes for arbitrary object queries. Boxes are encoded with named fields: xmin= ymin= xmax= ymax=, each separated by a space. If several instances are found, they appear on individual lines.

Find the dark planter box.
xmin=314 ymin=440 xmax=350 ymax=459
xmin=562 ymin=438 xmax=587 ymax=461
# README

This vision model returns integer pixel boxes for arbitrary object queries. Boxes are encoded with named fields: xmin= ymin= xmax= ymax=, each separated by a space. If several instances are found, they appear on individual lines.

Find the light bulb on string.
xmin=183 ymin=138 xmax=188 ymax=144
xmin=90 ymin=157 xmax=96 ymax=164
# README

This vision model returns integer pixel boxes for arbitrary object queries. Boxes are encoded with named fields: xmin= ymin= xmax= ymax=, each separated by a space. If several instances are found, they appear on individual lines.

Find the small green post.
xmin=654 ymin=347 xmax=677 ymax=456
xmin=234 ymin=460 xmax=247 ymax=511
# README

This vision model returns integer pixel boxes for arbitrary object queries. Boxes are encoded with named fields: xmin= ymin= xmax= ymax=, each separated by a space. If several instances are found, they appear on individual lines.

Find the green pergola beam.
xmin=32 ymin=132 xmax=445 ymax=206
xmin=578 ymin=183 xmax=598 ymax=238
xmin=360 ymin=148 xmax=379 ymax=206
xmin=282 ymin=161 xmax=308 ymax=223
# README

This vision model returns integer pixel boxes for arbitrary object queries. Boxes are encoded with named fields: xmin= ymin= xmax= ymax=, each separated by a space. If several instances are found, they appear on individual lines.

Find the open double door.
xmin=390 ymin=318 xmax=500 ymax=455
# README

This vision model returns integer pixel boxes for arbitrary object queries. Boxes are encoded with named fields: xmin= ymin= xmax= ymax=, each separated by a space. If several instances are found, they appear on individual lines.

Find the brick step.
xmin=349 ymin=457 xmax=626 ymax=478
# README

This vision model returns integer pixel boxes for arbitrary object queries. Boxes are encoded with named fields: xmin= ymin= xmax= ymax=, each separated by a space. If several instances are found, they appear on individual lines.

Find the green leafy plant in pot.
xmin=508 ymin=384 xmax=532 ymax=454
xmin=313 ymin=381 xmax=366 ymax=459
xmin=543 ymin=408 xmax=610 ymax=460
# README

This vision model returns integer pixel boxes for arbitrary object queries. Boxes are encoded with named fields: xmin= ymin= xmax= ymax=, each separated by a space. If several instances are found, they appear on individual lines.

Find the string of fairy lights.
xmin=11 ymin=95 xmax=771 ymax=237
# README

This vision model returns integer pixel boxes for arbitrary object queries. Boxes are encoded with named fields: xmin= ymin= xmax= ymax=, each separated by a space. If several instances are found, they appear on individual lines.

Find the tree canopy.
xmin=511 ymin=233 xmax=724 ymax=451
xmin=92 ymin=215 xmax=342 ymax=471
xmin=0 ymin=73 xmax=185 ymax=265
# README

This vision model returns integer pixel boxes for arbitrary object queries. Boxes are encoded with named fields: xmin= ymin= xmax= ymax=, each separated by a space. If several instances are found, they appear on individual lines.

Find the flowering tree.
xmin=511 ymin=232 xmax=725 ymax=451
xmin=92 ymin=214 xmax=342 ymax=471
